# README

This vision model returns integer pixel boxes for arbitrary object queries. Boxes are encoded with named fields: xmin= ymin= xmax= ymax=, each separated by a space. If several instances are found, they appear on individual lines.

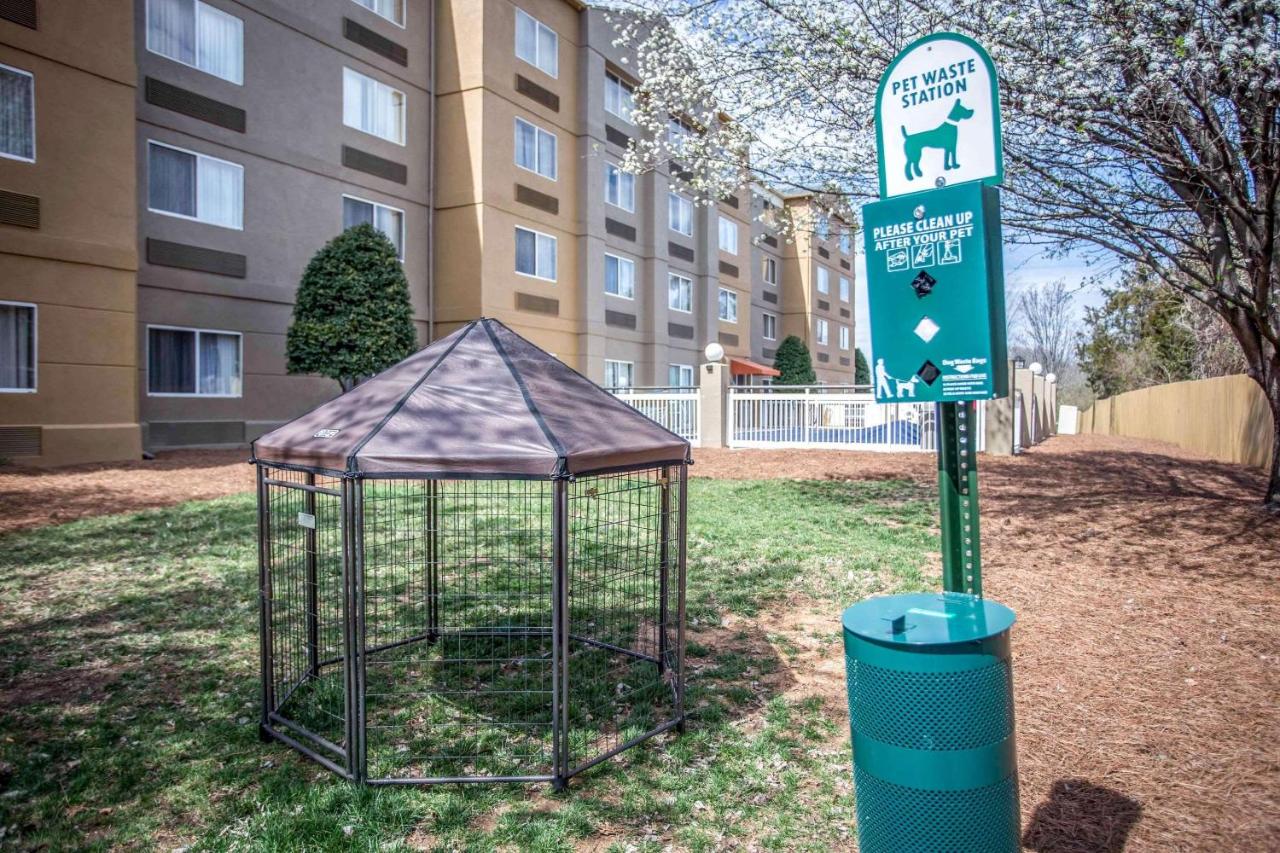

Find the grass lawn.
xmin=0 ymin=478 xmax=936 ymax=851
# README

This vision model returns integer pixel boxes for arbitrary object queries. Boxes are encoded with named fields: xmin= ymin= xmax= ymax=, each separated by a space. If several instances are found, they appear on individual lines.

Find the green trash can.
xmin=842 ymin=592 xmax=1019 ymax=852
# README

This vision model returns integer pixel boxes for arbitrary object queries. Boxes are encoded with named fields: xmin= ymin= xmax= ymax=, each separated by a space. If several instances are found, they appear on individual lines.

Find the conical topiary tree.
xmin=854 ymin=347 xmax=871 ymax=386
xmin=287 ymin=224 xmax=417 ymax=392
xmin=772 ymin=335 xmax=817 ymax=385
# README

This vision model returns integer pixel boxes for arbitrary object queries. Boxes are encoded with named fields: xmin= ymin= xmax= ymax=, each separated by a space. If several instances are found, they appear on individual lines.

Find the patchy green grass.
xmin=0 ymin=478 xmax=936 ymax=851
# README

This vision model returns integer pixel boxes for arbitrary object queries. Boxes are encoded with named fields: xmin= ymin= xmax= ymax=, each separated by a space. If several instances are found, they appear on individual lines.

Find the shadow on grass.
xmin=1022 ymin=777 xmax=1143 ymax=853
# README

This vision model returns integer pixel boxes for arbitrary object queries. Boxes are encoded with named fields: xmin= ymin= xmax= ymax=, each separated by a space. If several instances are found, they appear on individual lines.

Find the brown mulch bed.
xmin=2 ymin=435 xmax=1277 ymax=849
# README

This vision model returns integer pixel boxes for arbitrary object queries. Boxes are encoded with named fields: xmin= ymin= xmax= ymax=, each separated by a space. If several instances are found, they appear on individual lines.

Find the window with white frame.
xmin=816 ymin=318 xmax=829 ymax=345
xmin=668 ymin=273 xmax=692 ymax=313
xmin=343 ymin=68 xmax=405 ymax=145
xmin=762 ymin=312 xmax=777 ymax=341
xmin=147 ymin=140 xmax=243 ymax=229
xmin=147 ymin=325 xmax=242 ymax=396
xmin=604 ymin=71 xmax=634 ymax=122
xmin=839 ymin=325 xmax=850 ymax=350
xmin=718 ymin=288 xmax=738 ymax=323
xmin=343 ymin=195 xmax=404 ymax=259
xmin=605 ymin=163 xmax=635 ymax=211
xmin=718 ymin=216 xmax=738 ymax=254
xmin=146 ymin=0 xmax=243 ymax=84
xmin=0 ymin=65 xmax=35 ymax=162
xmin=0 ymin=302 xmax=36 ymax=392
xmin=515 ymin=8 xmax=558 ymax=77
xmin=604 ymin=253 xmax=635 ymax=299
xmin=351 ymin=0 xmax=404 ymax=26
xmin=839 ymin=229 xmax=852 ymax=254
xmin=515 ymin=117 xmax=556 ymax=179
xmin=604 ymin=359 xmax=634 ymax=389
xmin=839 ymin=276 xmax=850 ymax=302
xmin=816 ymin=266 xmax=829 ymax=294
xmin=763 ymin=256 xmax=778 ymax=286
xmin=515 ymin=226 xmax=556 ymax=280
xmin=816 ymin=214 xmax=830 ymax=240
xmin=668 ymin=192 xmax=693 ymax=236
xmin=668 ymin=117 xmax=692 ymax=150
xmin=668 ymin=363 xmax=694 ymax=387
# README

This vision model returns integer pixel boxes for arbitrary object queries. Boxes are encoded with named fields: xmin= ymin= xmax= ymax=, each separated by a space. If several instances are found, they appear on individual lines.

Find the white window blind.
xmin=0 ymin=302 xmax=36 ymax=392
xmin=146 ymin=0 xmax=244 ymax=84
xmin=604 ymin=72 xmax=634 ymax=121
xmin=718 ymin=288 xmax=738 ymax=322
xmin=148 ymin=141 xmax=243 ymax=229
xmin=668 ymin=274 xmax=692 ymax=313
xmin=605 ymin=254 xmax=635 ymax=299
xmin=515 ymin=227 xmax=556 ymax=280
xmin=668 ymin=363 xmax=694 ymax=387
xmin=718 ymin=216 xmax=738 ymax=253
xmin=816 ymin=318 xmax=829 ymax=345
xmin=605 ymin=163 xmax=635 ymax=211
xmin=343 ymin=68 xmax=405 ymax=144
xmin=604 ymin=359 xmax=634 ymax=389
xmin=669 ymin=193 xmax=693 ymax=236
xmin=839 ymin=325 xmax=851 ymax=350
xmin=762 ymin=312 xmax=777 ymax=341
xmin=343 ymin=196 xmax=404 ymax=259
xmin=763 ymin=257 xmax=778 ymax=285
xmin=840 ymin=276 xmax=851 ymax=302
xmin=352 ymin=0 xmax=404 ymax=26
xmin=515 ymin=9 xmax=558 ymax=77
xmin=515 ymin=117 xmax=556 ymax=179
xmin=817 ymin=267 xmax=830 ymax=294
xmin=0 ymin=65 xmax=35 ymax=162
xmin=147 ymin=326 xmax=242 ymax=396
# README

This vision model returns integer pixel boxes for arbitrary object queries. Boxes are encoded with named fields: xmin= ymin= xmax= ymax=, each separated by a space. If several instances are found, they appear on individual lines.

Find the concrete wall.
xmin=0 ymin=1 xmax=142 ymax=465
xmin=1079 ymin=374 xmax=1274 ymax=471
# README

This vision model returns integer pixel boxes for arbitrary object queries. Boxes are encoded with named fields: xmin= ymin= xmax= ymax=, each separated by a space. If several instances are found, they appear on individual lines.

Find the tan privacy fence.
xmin=1079 ymin=374 xmax=1273 ymax=470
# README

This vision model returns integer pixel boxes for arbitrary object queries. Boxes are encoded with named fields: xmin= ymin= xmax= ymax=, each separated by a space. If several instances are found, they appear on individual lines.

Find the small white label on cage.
xmin=297 ymin=512 xmax=316 ymax=529
xmin=313 ymin=428 xmax=341 ymax=438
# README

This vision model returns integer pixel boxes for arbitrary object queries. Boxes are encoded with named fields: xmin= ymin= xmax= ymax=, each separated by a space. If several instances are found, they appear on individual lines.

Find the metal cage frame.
xmin=255 ymin=461 xmax=688 ymax=789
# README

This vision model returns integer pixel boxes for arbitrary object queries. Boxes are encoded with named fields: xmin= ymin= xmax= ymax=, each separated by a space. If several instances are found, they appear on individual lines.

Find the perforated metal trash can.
xmin=843 ymin=592 xmax=1019 ymax=853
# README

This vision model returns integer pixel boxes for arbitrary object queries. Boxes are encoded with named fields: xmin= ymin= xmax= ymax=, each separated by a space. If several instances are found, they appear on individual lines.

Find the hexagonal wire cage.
xmin=250 ymin=319 xmax=690 ymax=788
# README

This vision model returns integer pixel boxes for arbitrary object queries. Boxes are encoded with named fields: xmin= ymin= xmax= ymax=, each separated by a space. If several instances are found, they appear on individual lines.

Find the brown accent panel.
xmin=149 ymin=420 xmax=245 ymax=447
xmin=840 ymin=356 xmax=851 ymax=366
xmin=818 ymin=299 xmax=830 ymax=311
xmin=840 ymin=307 xmax=851 ymax=318
xmin=516 ymin=292 xmax=559 ymax=315
xmin=668 ymin=161 xmax=693 ymax=181
xmin=0 ymin=190 xmax=39 ymax=228
xmin=818 ymin=247 xmax=830 ymax=258
xmin=668 ymin=322 xmax=694 ymax=339
xmin=718 ymin=332 xmax=739 ymax=347
xmin=762 ymin=291 xmax=778 ymax=304
xmin=761 ymin=234 xmax=778 ymax=248
xmin=515 ymin=184 xmax=559 ymax=214
xmin=841 ymin=259 xmax=851 ymax=270
xmin=763 ymin=348 xmax=776 ymax=360
xmin=668 ymin=242 xmax=695 ymax=262
xmin=718 ymin=260 xmax=739 ymax=278
xmin=817 ymin=352 xmax=830 ymax=363
xmin=723 ymin=194 xmax=739 ymax=209
xmin=0 ymin=0 xmax=36 ymax=28
xmin=605 ymin=310 xmax=636 ymax=329
xmin=342 ymin=145 xmax=408 ymax=184
xmin=0 ymin=426 xmax=41 ymax=456
xmin=343 ymin=18 xmax=409 ymax=65
xmin=515 ymin=74 xmax=559 ymax=111
xmin=605 ymin=125 xmax=631 ymax=148
xmin=147 ymin=238 xmax=247 ymax=278
xmin=145 ymin=77 xmax=246 ymax=132
xmin=605 ymin=218 xmax=636 ymax=241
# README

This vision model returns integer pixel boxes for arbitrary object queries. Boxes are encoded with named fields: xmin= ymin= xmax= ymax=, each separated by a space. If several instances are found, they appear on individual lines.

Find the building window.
xmin=668 ymin=363 xmax=694 ymax=387
xmin=604 ymin=71 xmax=634 ymax=122
xmin=146 ymin=0 xmax=244 ymax=85
xmin=604 ymin=359 xmax=634 ymax=389
xmin=515 ymin=117 xmax=556 ymax=179
xmin=762 ymin=312 xmax=777 ymax=341
xmin=515 ymin=8 xmax=558 ymax=77
xmin=668 ymin=117 xmax=692 ymax=151
xmin=839 ymin=276 xmax=850 ymax=302
xmin=147 ymin=325 xmax=242 ymax=396
xmin=669 ymin=192 xmax=693 ymax=236
xmin=718 ymin=288 xmax=738 ymax=323
xmin=343 ymin=68 xmax=405 ymax=145
xmin=604 ymin=253 xmax=635 ymax=299
xmin=815 ymin=214 xmax=830 ymax=240
xmin=839 ymin=325 xmax=851 ymax=350
xmin=816 ymin=318 xmax=829 ymax=346
xmin=343 ymin=195 xmax=404 ymax=259
xmin=605 ymin=163 xmax=635 ymax=211
xmin=0 ymin=65 xmax=35 ymax=162
xmin=718 ymin=216 xmax=738 ymax=254
xmin=840 ymin=229 xmax=852 ymax=254
xmin=763 ymin=257 xmax=778 ymax=286
xmin=0 ymin=302 xmax=36 ymax=392
xmin=351 ymin=0 xmax=405 ymax=26
xmin=147 ymin=140 xmax=243 ymax=229
xmin=515 ymin=226 xmax=556 ymax=280
xmin=816 ymin=266 xmax=829 ymax=294
xmin=668 ymin=273 xmax=692 ymax=313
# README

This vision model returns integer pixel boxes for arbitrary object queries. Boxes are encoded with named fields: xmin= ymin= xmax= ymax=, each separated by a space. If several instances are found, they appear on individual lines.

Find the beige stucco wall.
xmin=1079 ymin=374 xmax=1273 ymax=471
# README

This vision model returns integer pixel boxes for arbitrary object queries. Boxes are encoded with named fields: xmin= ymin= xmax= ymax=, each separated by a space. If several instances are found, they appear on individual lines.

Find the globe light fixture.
xmin=1029 ymin=362 xmax=1043 ymax=375
xmin=704 ymin=342 xmax=725 ymax=363
xmin=1046 ymin=372 xmax=1057 ymax=383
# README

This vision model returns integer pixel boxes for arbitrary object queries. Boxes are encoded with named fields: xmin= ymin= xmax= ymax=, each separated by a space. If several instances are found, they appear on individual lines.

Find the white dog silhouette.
xmin=894 ymin=376 xmax=919 ymax=398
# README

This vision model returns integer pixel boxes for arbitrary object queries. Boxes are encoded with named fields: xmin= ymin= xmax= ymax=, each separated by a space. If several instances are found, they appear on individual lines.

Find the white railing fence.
xmin=609 ymin=387 xmax=701 ymax=445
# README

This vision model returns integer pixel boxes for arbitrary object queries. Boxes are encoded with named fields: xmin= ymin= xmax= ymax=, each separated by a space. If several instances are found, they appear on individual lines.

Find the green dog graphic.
xmin=901 ymin=99 xmax=975 ymax=180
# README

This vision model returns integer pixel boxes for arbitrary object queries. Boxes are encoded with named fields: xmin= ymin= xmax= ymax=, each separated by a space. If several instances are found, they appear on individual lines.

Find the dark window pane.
xmin=148 ymin=328 xmax=196 ymax=393
xmin=149 ymin=144 xmax=197 ymax=217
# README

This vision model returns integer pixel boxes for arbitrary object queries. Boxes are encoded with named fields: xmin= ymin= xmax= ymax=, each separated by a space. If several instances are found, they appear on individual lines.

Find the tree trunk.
xmin=1267 ymin=392 xmax=1280 ymax=513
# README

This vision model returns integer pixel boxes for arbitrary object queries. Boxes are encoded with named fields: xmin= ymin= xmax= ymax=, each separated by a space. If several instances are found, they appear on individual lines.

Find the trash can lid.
xmin=842 ymin=592 xmax=1015 ymax=646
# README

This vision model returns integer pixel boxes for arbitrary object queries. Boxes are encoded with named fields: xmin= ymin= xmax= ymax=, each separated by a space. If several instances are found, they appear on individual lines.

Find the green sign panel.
xmin=863 ymin=181 xmax=1008 ymax=403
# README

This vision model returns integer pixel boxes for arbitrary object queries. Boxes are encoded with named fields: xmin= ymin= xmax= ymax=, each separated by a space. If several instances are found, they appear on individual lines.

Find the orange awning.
xmin=729 ymin=357 xmax=780 ymax=377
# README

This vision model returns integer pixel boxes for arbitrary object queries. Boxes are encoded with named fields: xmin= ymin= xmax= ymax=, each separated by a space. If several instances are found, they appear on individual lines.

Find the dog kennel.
xmin=250 ymin=318 xmax=690 ymax=788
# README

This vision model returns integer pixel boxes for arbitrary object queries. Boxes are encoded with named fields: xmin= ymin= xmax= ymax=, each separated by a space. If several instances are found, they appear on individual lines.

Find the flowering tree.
xmin=611 ymin=0 xmax=1280 ymax=509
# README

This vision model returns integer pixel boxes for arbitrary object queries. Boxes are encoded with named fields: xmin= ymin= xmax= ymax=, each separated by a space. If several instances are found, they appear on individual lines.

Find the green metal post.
xmin=938 ymin=401 xmax=982 ymax=596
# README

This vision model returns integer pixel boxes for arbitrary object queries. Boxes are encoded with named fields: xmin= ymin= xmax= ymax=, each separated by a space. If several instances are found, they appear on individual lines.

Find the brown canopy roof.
xmin=251 ymin=318 xmax=691 ymax=478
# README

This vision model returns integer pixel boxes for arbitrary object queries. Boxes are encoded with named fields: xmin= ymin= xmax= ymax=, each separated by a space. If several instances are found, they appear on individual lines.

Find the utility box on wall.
xmin=863 ymin=182 xmax=1008 ymax=403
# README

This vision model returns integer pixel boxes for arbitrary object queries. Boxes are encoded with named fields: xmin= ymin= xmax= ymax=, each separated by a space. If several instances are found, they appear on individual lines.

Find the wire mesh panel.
xmin=259 ymin=466 xmax=349 ymax=774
